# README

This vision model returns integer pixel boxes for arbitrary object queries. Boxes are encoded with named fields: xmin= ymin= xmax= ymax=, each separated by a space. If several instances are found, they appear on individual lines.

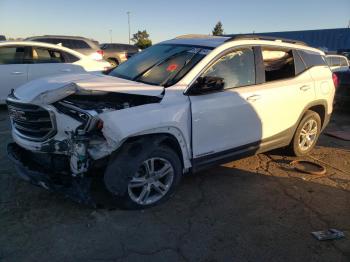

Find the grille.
xmin=7 ymin=100 xmax=56 ymax=141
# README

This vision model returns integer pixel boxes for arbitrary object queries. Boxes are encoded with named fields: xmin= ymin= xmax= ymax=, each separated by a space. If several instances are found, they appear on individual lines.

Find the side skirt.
xmin=191 ymin=126 xmax=294 ymax=173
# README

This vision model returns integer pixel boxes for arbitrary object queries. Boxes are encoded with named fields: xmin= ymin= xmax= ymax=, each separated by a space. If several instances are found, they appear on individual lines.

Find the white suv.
xmin=7 ymin=35 xmax=335 ymax=209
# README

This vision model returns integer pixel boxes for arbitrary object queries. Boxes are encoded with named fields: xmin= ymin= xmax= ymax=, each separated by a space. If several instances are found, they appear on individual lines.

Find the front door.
xmin=189 ymin=47 xmax=261 ymax=159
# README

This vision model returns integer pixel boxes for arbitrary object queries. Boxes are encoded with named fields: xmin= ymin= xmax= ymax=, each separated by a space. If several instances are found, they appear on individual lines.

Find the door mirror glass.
xmin=190 ymin=76 xmax=224 ymax=94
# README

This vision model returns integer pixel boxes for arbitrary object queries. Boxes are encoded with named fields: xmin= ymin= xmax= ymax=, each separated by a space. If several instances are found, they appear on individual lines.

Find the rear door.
xmin=27 ymin=46 xmax=83 ymax=81
xmin=246 ymin=46 xmax=315 ymax=140
xmin=0 ymin=45 xmax=30 ymax=102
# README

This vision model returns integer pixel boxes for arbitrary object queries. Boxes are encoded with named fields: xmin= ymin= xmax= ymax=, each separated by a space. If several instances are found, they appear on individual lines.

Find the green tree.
xmin=131 ymin=30 xmax=152 ymax=49
xmin=212 ymin=21 xmax=224 ymax=36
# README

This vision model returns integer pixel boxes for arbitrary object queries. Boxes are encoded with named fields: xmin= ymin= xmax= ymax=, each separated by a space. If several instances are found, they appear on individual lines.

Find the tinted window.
xmin=110 ymin=44 xmax=211 ymax=86
xmin=202 ymin=48 xmax=255 ymax=89
xmin=0 ymin=46 xmax=25 ymax=64
xmin=35 ymin=38 xmax=55 ymax=44
xmin=32 ymin=47 xmax=65 ymax=63
xmin=69 ymin=40 xmax=90 ymax=49
xmin=293 ymin=50 xmax=307 ymax=75
xmin=37 ymin=39 xmax=90 ymax=49
xmin=298 ymin=50 xmax=326 ymax=68
xmin=339 ymin=57 xmax=348 ymax=67
xmin=62 ymin=51 xmax=80 ymax=63
xmin=262 ymin=47 xmax=295 ymax=81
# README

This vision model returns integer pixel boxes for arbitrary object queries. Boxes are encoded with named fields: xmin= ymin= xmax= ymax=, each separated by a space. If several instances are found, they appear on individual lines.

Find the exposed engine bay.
xmin=57 ymin=92 xmax=162 ymax=113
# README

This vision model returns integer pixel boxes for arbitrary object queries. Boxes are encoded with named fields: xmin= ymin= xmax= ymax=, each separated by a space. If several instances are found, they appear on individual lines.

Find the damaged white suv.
xmin=7 ymin=35 xmax=335 ymax=209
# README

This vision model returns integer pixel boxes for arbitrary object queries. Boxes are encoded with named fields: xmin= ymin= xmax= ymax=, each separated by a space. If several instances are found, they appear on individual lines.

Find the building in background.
xmin=226 ymin=28 xmax=350 ymax=57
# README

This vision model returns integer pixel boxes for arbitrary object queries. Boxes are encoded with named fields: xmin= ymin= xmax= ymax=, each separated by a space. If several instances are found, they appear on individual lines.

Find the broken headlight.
xmin=54 ymin=101 xmax=94 ymax=129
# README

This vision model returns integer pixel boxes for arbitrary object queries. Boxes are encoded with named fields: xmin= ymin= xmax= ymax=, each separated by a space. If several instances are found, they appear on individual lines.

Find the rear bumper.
xmin=7 ymin=143 xmax=96 ymax=206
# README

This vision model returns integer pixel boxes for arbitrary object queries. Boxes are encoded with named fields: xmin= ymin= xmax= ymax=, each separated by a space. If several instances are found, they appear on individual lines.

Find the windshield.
xmin=109 ymin=44 xmax=211 ymax=87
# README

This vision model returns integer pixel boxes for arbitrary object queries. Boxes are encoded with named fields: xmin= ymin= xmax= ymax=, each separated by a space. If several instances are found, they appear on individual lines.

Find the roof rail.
xmin=224 ymin=34 xmax=308 ymax=46
xmin=175 ymin=34 xmax=223 ymax=39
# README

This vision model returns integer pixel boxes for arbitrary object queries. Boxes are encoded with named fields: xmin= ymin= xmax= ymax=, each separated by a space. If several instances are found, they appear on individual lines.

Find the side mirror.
xmin=189 ymin=76 xmax=224 ymax=95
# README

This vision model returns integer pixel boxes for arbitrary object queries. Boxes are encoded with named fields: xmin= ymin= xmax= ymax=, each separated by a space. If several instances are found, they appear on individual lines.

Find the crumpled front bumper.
xmin=7 ymin=143 xmax=96 ymax=207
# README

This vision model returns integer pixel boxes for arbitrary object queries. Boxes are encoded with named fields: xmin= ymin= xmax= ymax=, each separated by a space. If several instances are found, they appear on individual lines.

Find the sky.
xmin=0 ymin=0 xmax=349 ymax=44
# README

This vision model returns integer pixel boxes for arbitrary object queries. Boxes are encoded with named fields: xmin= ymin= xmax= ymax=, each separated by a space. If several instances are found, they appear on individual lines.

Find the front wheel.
xmin=288 ymin=110 xmax=321 ymax=156
xmin=104 ymin=143 xmax=182 ymax=209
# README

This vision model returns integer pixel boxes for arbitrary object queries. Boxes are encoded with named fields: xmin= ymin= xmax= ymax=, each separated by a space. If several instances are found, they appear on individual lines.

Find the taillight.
xmin=96 ymin=50 xmax=104 ymax=56
xmin=332 ymin=73 xmax=339 ymax=89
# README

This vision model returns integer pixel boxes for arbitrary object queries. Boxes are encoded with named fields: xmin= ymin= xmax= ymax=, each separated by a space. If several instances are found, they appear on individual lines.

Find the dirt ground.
xmin=0 ymin=106 xmax=349 ymax=262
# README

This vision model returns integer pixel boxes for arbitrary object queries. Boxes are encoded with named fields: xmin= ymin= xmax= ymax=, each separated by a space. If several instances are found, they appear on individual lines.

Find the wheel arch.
xmin=303 ymin=100 xmax=328 ymax=129
xmin=118 ymin=128 xmax=192 ymax=172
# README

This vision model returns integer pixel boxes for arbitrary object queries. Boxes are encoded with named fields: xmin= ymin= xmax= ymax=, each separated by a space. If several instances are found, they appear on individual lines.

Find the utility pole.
xmin=127 ymin=11 xmax=131 ymax=44
xmin=109 ymin=29 xmax=112 ymax=43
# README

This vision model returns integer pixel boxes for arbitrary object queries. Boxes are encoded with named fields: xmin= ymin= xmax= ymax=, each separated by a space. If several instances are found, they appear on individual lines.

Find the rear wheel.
xmin=288 ymin=110 xmax=321 ymax=156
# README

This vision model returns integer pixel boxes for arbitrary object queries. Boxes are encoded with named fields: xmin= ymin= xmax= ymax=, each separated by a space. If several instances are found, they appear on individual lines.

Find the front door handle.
xmin=11 ymin=71 xmax=24 ymax=75
xmin=61 ymin=68 xmax=72 ymax=72
xmin=246 ymin=95 xmax=261 ymax=102
xmin=300 ymin=85 xmax=311 ymax=91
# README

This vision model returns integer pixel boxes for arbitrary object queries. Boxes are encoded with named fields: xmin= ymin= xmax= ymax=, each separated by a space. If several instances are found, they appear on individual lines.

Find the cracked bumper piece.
xmin=7 ymin=143 xmax=96 ymax=207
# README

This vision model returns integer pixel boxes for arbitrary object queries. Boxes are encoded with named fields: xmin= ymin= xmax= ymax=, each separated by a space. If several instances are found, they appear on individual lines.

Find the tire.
xmin=104 ymin=141 xmax=182 ymax=209
xmin=107 ymin=58 xmax=119 ymax=68
xmin=288 ymin=110 xmax=321 ymax=157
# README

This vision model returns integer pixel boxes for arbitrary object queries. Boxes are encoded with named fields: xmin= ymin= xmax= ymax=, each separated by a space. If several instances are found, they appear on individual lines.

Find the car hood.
xmin=13 ymin=73 xmax=165 ymax=104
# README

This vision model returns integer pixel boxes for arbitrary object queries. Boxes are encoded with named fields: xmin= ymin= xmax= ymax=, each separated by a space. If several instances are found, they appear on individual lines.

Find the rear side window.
xmin=298 ymin=50 xmax=326 ymax=68
xmin=0 ymin=46 xmax=25 ymax=64
xmin=32 ymin=47 xmax=65 ymax=63
xmin=340 ymin=57 xmax=349 ymax=67
xmin=261 ymin=47 xmax=296 ymax=81
xmin=67 ymin=40 xmax=90 ymax=49
xmin=37 ymin=39 xmax=91 ymax=49
xmin=62 ymin=51 xmax=80 ymax=63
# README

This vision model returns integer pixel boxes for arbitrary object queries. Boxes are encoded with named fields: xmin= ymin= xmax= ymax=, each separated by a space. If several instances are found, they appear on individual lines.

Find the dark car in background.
xmin=326 ymin=54 xmax=350 ymax=111
xmin=0 ymin=35 xmax=6 ymax=41
xmin=100 ymin=43 xmax=139 ymax=67
xmin=25 ymin=35 xmax=104 ymax=60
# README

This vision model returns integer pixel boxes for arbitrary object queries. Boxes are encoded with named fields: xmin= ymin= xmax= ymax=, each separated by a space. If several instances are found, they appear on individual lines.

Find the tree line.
xmin=133 ymin=21 xmax=224 ymax=49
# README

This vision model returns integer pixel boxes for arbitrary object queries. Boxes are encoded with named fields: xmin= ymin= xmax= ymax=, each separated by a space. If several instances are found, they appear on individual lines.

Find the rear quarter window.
xmin=298 ymin=50 xmax=326 ymax=68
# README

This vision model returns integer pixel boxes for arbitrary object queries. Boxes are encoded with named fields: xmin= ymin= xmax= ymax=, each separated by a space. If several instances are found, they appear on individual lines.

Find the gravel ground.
xmin=0 ymin=106 xmax=349 ymax=262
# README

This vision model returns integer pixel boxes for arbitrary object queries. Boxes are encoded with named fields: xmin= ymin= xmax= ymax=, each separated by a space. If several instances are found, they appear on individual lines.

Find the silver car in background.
xmin=25 ymin=35 xmax=104 ymax=60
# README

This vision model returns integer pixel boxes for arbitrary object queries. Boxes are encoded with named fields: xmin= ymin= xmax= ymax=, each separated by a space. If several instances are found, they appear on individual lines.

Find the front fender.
xmin=98 ymin=101 xmax=192 ymax=168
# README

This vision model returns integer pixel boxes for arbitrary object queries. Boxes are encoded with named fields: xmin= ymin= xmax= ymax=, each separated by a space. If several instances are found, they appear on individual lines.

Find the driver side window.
xmin=202 ymin=47 xmax=255 ymax=89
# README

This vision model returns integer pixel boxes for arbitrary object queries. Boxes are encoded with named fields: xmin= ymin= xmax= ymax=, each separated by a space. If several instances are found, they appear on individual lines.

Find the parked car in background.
xmin=6 ymin=35 xmax=335 ymax=209
xmin=100 ymin=43 xmax=139 ymax=67
xmin=0 ymin=41 xmax=111 ymax=103
xmin=0 ymin=35 xmax=6 ymax=41
xmin=25 ymin=35 xmax=104 ymax=61
xmin=325 ymin=54 xmax=349 ymax=72
xmin=326 ymin=55 xmax=350 ymax=111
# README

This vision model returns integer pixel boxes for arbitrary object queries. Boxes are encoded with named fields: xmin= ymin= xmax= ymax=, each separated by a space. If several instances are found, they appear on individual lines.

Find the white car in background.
xmin=0 ymin=41 xmax=111 ymax=103
xmin=325 ymin=54 xmax=349 ymax=72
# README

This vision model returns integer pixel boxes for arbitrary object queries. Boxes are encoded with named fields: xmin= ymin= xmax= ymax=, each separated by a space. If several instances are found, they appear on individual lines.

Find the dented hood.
xmin=13 ymin=73 xmax=164 ymax=104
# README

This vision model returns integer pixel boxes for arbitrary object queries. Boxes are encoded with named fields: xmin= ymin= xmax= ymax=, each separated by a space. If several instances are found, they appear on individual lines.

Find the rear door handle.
xmin=246 ymin=95 xmax=261 ymax=102
xmin=300 ymin=85 xmax=311 ymax=91
xmin=11 ymin=71 xmax=24 ymax=75
xmin=60 ymin=68 xmax=72 ymax=72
